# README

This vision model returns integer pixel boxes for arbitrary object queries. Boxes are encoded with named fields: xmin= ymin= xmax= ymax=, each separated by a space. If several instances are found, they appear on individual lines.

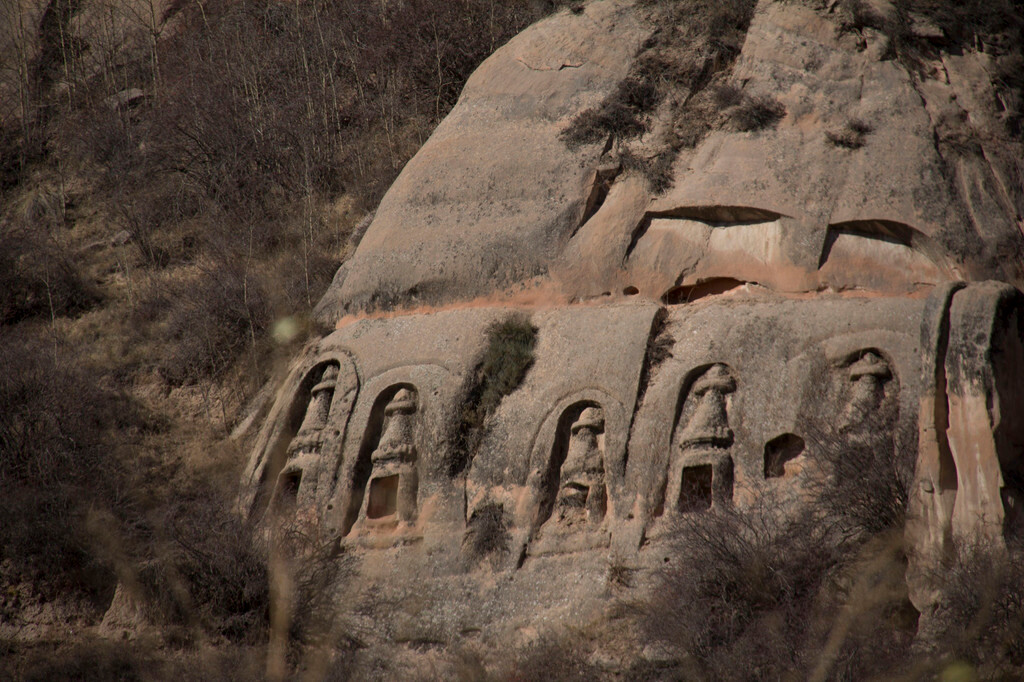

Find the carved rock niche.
xmin=353 ymin=387 xmax=420 ymax=532
xmin=548 ymin=406 xmax=608 ymax=527
xmin=837 ymin=350 xmax=897 ymax=442
xmin=665 ymin=364 xmax=737 ymax=514
xmin=530 ymin=403 xmax=610 ymax=556
xmin=272 ymin=361 xmax=344 ymax=515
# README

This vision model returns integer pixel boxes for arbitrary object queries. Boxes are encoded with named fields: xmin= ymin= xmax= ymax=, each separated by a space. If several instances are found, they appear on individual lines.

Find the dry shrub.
xmin=619 ymin=146 xmax=678 ymax=193
xmin=561 ymin=0 xmax=757 ymax=152
xmin=647 ymin=500 xmax=841 ymax=679
xmin=726 ymin=93 xmax=787 ymax=132
xmin=462 ymin=503 xmax=511 ymax=565
xmin=135 ymin=483 xmax=270 ymax=643
xmin=0 ymin=221 xmax=101 ymax=325
xmin=473 ymin=316 xmax=538 ymax=417
xmin=826 ymin=118 xmax=873 ymax=149
xmin=451 ymin=315 xmax=537 ymax=474
xmin=0 ymin=327 xmax=132 ymax=599
xmin=646 ymin=396 xmax=917 ymax=680
xmin=1 ymin=638 xmax=268 ymax=681
xmin=9 ymin=638 xmax=154 ymax=682
xmin=134 ymin=266 xmax=269 ymax=385
xmin=932 ymin=541 xmax=1024 ymax=670
xmin=646 ymin=497 xmax=916 ymax=681
xmin=835 ymin=0 xmax=890 ymax=34
xmin=272 ymin=521 xmax=352 ymax=646
xmin=561 ymin=77 xmax=660 ymax=148
xmin=507 ymin=636 xmax=602 ymax=681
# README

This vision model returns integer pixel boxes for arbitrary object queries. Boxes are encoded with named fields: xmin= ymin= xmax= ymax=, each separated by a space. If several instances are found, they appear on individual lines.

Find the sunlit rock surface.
xmin=240 ymin=0 xmax=1024 ymax=664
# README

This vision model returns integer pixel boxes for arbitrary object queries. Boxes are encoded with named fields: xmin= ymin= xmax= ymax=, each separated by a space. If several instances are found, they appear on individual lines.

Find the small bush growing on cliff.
xmin=475 ymin=316 xmax=538 ymax=416
xmin=451 ymin=315 xmax=538 ymax=474
xmin=560 ymin=0 xmax=761 ymax=190
xmin=462 ymin=503 xmax=512 ymax=567
xmin=561 ymin=77 xmax=661 ymax=148
xmin=826 ymin=118 xmax=874 ymax=149
xmin=725 ymin=93 xmax=787 ymax=132
xmin=931 ymin=541 xmax=1024 ymax=669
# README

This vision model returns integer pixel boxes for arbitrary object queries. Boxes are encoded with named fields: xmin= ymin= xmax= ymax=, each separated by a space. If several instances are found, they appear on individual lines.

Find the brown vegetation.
xmin=452 ymin=315 xmax=538 ymax=475
xmin=0 ymin=0 xmax=568 ymax=674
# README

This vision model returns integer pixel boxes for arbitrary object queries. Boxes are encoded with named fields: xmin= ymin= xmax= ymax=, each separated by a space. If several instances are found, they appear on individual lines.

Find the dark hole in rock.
xmin=561 ymin=482 xmax=589 ymax=508
xmin=623 ymin=286 xmax=639 ymax=296
xmin=764 ymin=433 xmax=805 ymax=478
xmin=662 ymin=278 xmax=745 ymax=305
xmin=679 ymin=465 xmax=713 ymax=513
xmin=276 ymin=470 xmax=302 ymax=510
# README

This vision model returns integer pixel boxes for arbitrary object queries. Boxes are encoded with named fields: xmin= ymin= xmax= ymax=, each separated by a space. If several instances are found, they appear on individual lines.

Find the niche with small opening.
xmin=679 ymin=465 xmax=714 ymax=513
xmin=367 ymin=475 xmax=400 ymax=519
xmin=764 ymin=433 xmax=805 ymax=478
xmin=274 ymin=469 xmax=303 ymax=512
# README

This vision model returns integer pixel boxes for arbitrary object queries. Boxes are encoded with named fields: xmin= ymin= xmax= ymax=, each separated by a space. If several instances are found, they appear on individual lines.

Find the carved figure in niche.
xmin=274 ymin=362 xmax=346 ymax=512
xmin=357 ymin=388 xmax=419 ymax=527
xmin=514 ymin=404 xmax=610 ymax=562
xmin=667 ymin=364 xmax=736 ymax=513
xmin=550 ymin=407 xmax=607 ymax=530
xmin=839 ymin=351 xmax=892 ymax=430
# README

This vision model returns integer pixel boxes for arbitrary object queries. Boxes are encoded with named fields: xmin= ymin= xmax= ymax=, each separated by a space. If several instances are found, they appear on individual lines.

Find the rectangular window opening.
xmin=679 ymin=465 xmax=713 ymax=513
xmin=367 ymin=474 xmax=400 ymax=519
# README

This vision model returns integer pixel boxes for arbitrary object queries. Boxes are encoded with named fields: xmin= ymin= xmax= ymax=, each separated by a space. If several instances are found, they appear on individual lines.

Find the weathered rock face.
xmin=246 ymin=0 xmax=1024 ymax=663
xmin=314 ymin=0 xmax=1024 ymax=319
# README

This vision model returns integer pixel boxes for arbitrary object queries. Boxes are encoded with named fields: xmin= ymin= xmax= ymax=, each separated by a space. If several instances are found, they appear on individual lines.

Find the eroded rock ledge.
xmin=314 ymin=0 xmax=1024 ymax=321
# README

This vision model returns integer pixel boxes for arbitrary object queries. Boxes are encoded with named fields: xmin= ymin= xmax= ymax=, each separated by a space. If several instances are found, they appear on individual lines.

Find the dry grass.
xmin=826 ymin=118 xmax=873 ymax=149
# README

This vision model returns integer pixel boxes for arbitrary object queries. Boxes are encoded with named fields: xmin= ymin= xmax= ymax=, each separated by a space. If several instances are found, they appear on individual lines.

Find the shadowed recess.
xmin=662 ymin=278 xmax=745 ymax=304
xmin=764 ymin=433 xmax=805 ymax=479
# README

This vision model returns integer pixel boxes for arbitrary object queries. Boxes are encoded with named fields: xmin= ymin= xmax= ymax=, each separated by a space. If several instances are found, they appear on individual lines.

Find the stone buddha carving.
xmin=839 ymin=351 xmax=892 ymax=433
xmin=289 ymin=364 xmax=340 ymax=455
xmin=274 ymin=363 xmax=342 ymax=511
xmin=359 ymin=388 xmax=419 ymax=527
xmin=551 ymin=407 xmax=607 ymax=530
xmin=669 ymin=363 xmax=737 ymax=512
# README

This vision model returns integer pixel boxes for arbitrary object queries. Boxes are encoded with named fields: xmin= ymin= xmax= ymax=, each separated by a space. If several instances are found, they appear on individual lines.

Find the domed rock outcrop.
xmin=245 ymin=0 xmax=1024 ymax=670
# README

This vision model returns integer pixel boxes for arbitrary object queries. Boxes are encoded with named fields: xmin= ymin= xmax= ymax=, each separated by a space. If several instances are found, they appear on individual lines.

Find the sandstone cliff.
xmin=240 ymin=1 xmax=1024 ymax=677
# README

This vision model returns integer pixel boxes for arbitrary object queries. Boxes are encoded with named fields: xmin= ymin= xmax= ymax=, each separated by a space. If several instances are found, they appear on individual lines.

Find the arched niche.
xmin=349 ymin=383 xmax=420 ymax=532
xmin=325 ymin=363 xmax=453 ymax=539
xmin=523 ymin=388 xmax=629 ymax=524
xmin=242 ymin=351 xmax=359 ymax=519
xmin=830 ymin=348 xmax=900 ymax=430
xmin=535 ymin=400 xmax=607 ymax=531
xmin=661 ymin=363 xmax=738 ymax=516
